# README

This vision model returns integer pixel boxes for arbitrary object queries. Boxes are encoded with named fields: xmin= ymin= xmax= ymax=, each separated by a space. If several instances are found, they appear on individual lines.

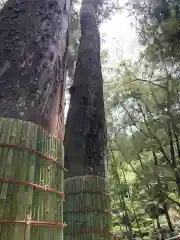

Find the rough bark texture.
xmin=0 ymin=0 xmax=71 ymax=140
xmin=64 ymin=0 xmax=107 ymax=177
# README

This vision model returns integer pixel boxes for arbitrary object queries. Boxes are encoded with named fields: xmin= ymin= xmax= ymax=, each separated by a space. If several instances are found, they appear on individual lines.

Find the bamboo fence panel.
xmin=64 ymin=175 xmax=116 ymax=240
xmin=0 ymin=118 xmax=65 ymax=240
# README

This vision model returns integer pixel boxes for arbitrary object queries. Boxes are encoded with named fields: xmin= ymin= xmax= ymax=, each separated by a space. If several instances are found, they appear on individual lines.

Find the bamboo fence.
xmin=0 ymin=118 xmax=65 ymax=240
xmin=64 ymin=175 xmax=120 ymax=240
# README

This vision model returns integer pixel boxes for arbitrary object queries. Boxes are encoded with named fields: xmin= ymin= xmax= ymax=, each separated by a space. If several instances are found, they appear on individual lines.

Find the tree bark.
xmin=0 ymin=0 xmax=71 ymax=139
xmin=64 ymin=0 xmax=107 ymax=177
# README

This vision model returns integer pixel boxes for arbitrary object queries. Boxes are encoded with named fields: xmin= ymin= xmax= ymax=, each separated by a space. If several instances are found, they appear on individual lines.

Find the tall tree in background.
xmin=0 ymin=0 xmax=71 ymax=139
xmin=64 ymin=0 xmax=107 ymax=177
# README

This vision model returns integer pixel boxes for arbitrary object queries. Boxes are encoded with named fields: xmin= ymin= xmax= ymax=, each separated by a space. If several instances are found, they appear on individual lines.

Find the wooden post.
xmin=0 ymin=118 xmax=65 ymax=240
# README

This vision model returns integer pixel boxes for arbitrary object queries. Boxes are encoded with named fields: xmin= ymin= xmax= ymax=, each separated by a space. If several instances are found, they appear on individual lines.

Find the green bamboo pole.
xmin=64 ymin=175 xmax=118 ymax=240
xmin=0 ymin=118 xmax=64 ymax=240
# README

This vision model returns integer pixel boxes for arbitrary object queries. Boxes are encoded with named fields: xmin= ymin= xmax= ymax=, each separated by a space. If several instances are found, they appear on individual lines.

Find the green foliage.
xmin=127 ymin=0 xmax=180 ymax=61
xmin=104 ymin=1 xmax=180 ymax=239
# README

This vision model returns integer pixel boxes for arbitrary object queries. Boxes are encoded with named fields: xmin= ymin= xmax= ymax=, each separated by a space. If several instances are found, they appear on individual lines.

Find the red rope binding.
xmin=64 ymin=208 xmax=112 ymax=214
xmin=0 ymin=220 xmax=66 ymax=228
xmin=0 ymin=143 xmax=67 ymax=171
xmin=0 ymin=178 xmax=64 ymax=197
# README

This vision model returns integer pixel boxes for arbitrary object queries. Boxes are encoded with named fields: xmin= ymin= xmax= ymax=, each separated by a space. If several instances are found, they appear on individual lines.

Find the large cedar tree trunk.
xmin=64 ymin=0 xmax=107 ymax=177
xmin=0 ymin=0 xmax=71 ymax=139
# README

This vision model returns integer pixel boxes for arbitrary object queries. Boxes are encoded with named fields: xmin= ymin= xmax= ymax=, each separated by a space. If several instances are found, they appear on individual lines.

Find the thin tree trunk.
xmin=109 ymin=147 xmax=133 ymax=239
xmin=122 ymin=168 xmax=144 ymax=239
xmin=166 ymin=79 xmax=180 ymax=195
xmin=168 ymin=125 xmax=180 ymax=195
xmin=153 ymin=150 xmax=174 ymax=232
xmin=64 ymin=0 xmax=107 ymax=177
xmin=153 ymin=220 xmax=159 ymax=240
xmin=174 ymin=131 xmax=180 ymax=159
xmin=163 ymin=203 xmax=174 ymax=232
xmin=137 ymin=101 xmax=180 ymax=195
xmin=0 ymin=0 xmax=71 ymax=138
xmin=164 ymin=195 xmax=180 ymax=208
xmin=121 ymin=196 xmax=133 ymax=240
xmin=156 ymin=217 xmax=165 ymax=240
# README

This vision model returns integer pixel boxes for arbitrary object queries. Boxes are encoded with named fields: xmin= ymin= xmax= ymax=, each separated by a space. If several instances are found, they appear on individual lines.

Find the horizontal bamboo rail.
xmin=64 ymin=175 xmax=117 ymax=240
xmin=0 ymin=118 xmax=65 ymax=240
